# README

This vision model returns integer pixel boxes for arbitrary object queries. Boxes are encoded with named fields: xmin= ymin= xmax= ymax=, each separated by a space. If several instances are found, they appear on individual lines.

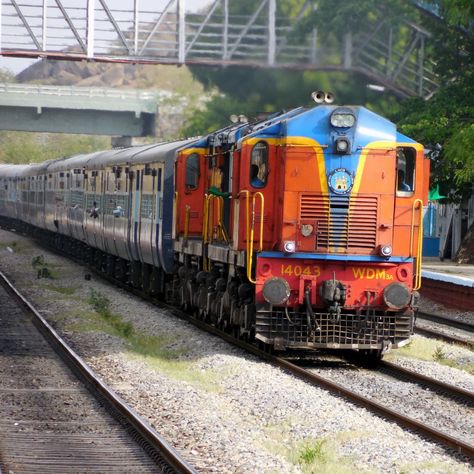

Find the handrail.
xmin=183 ymin=205 xmax=190 ymax=244
xmin=173 ymin=191 xmax=178 ymax=239
xmin=238 ymin=190 xmax=251 ymax=281
xmin=238 ymin=190 xmax=264 ymax=284
xmin=202 ymin=193 xmax=230 ymax=272
xmin=202 ymin=194 xmax=210 ymax=244
xmin=410 ymin=199 xmax=424 ymax=290
xmin=202 ymin=194 xmax=210 ymax=271
xmin=253 ymin=192 xmax=264 ymax=252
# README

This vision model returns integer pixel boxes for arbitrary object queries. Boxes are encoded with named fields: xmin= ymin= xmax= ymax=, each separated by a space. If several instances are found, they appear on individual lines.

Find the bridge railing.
xmin=0 ymin=0 xmax=438 ymax=98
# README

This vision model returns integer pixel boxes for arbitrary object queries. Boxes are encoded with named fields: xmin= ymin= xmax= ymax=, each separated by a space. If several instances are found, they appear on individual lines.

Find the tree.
xmin=394 ymin=1 xmax=474 ymax=200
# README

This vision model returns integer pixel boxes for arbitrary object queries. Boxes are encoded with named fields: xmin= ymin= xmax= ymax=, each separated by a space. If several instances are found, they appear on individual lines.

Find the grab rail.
xmin=202 ymin=193 xmax=230 ymax=272
xmin=173 ymin=191 xmax=178 ymax=239
xmin=238 ymin=190 xmax=264 ymax=284
xmin=183 ymin=205 xmax=190 ymax=244
xmin=410 ymin=199 xmax=424 ymax=290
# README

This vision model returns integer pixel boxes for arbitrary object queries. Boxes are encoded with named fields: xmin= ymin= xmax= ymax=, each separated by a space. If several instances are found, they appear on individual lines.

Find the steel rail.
xmin=172 ymin=315 xmax=474 ymax=460
xmin=2 ymin=224 xmax=473 ymax=462
xmin=379 ymin=360 xmax=474 ymax=404
xmin=415 ymin=325 xmax=473 ymax=348
xmin=0 ymin=269 xmax=197 ymax=474
xmin=417 ymin=311 xmax=474 ymax=333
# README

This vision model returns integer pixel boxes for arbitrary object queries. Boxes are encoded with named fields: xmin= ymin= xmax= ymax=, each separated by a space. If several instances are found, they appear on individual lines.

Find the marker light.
xmin=283 ymin=241 xmax=296 ymax=253
xmin=379 ymin=245 xmax=392 ymax=257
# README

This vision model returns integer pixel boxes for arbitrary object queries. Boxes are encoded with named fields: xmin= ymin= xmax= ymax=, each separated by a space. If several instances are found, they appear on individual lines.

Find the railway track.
xmin=418 ymin=312 xmax=474 ymax=333
xmin=378 ymin=360 xmax=474 ymax=405
xmin=415 ymin=311 xmax=473 ymax=348
xmin=192 ymin=321 xmax=474 ymax=461
xmin=2 ymin=228 xmax=474 ymax=463
xmin=0 ymin=270 xmax=196 ymax=474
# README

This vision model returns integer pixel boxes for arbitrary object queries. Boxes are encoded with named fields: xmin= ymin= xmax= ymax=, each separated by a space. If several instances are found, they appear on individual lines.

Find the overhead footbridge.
xmin=0 ymin=0 xmax=439 ymax=98
xmin=0 ymin=83 xmax=161 ymax=136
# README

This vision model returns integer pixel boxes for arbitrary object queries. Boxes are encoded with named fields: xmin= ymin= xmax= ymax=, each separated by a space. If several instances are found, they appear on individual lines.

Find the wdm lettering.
xmin=352 ymin=268 xmax=394 ymax=280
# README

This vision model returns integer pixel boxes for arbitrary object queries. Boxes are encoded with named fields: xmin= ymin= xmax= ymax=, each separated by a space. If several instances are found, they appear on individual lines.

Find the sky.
xmin=0 ymin=0 xmax=214 ymax=75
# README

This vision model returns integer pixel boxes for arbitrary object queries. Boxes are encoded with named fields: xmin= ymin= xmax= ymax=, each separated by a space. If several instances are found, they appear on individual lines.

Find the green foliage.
xmin=39 ymin=283 xmax=76 ymax=296
xmin=183 ymin=68 xmax=383 ymax=135
xmin=395 ymin=60 xmax=473 ymax=199
xmin=184 ymin=0 xmax=473 ymax=200
xmin=444 ymin=123 xmax=474 ymax=186
xmin=32 ymin=255 xmax=55 ymax=279
xmin=0 ymin=132 xmax=109 ymax=164
xmin=31 ymin=255 xmax=45 ymax=268
xmin=298 ymin=439 xmax=328 ymax=465
xmin=88 ymin=289 xmax=134 ymax=338
xmin=88 ymin=289 xmax=111 ymax=314
xmin=432 ymin=345 xmax=446 ymax=361
xmin=298 ymin=0 xmax=413 ymax=37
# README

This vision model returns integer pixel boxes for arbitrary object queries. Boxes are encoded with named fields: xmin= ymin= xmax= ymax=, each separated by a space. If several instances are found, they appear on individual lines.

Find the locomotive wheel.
xmin=232 ymin=325 xmax=241 ymax=340
xmin=359 ymin=348 xmax=383 ymax=368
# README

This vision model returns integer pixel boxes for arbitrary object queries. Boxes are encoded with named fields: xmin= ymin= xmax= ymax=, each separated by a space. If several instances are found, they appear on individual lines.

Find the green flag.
xmin=428 ymin=184 xmax=445 ymax=201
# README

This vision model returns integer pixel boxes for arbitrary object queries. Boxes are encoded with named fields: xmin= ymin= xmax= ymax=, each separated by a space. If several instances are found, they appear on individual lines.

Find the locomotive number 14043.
xmin=280 ymin=265 xmax=321 ymax=277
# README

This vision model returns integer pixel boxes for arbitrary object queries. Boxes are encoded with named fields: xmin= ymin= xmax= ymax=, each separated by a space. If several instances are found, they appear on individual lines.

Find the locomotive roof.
xmin=234 ymin=104 xmax=423 ymax=150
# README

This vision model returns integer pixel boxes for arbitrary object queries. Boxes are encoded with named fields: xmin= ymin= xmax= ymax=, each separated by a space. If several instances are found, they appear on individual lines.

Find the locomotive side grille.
xmin=300 ymin=194 xmax=378 ymax=252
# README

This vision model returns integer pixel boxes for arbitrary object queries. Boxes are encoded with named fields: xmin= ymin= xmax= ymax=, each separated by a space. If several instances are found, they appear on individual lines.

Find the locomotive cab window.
xmin=250 ymin=141 xmax=268 ymax=188
xmin=396 ymin=147 xmax=416 ymax=195
xmin=185 ymin=153 xmax=200 ymax=190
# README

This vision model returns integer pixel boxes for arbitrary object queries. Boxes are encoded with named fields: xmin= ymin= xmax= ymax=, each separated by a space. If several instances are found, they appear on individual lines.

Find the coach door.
xmin=235 ymin=140 xmax=276 ymax=253
xmin=84 ymin=170 xmax=105 ymax=252
xmin=128 ymin=166 xmax=142 ymax=262
xmin=175 ymin=150 xmax=206 ymax=243
xmin=137 ymin=164 xmax=164 ymax=268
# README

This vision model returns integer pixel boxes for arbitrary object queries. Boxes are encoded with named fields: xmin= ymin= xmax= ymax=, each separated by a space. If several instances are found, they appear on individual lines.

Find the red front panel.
xmin=256 ymin=257 xmax=413 ymax=307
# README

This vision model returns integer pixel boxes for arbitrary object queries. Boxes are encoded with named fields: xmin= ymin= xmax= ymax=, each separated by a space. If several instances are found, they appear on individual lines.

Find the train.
xmin=0 ymin=92 xmax=429 ymax=359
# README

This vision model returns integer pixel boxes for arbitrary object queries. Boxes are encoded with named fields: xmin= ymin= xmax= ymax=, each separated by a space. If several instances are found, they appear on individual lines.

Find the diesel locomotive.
xmin=0 ymin=93 xmax=429 ymax=358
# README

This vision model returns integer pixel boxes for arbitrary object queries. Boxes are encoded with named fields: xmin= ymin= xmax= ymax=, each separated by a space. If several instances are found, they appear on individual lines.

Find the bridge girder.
xmin=0 ymin=0 xmax=438 ymax=98
xmin=0 ymin=83 xmax=158 ymax=136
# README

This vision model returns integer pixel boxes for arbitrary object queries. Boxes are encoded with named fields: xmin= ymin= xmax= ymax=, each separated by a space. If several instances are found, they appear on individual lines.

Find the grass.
xmin=88 ymin=289 xmax=133 ymax=337
xmin=263 ymin=422 xmax=360 ymax=473
xmin=0 ymin=240 xmax=30 ymax=253
xmin=31 ymin=254 xmax=58 ymax=279
xmin=388 ymin=336 xmax=474 ymax=374
xmin=65 ymin=289 xmax=223 ymax=391
xmin=289 ymin=438 xmax=356 ymax=473
xmin=38 ymin=283 xmax=76 ymax=296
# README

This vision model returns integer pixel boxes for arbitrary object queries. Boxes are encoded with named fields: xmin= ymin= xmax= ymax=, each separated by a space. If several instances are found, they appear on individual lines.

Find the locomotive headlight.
xmin=379 ymin=244 xmax=392 ymax=257
xmin=335 ymin=137 xmax=351 ymax=154
xmin=383 ymin=282 xmax=411 ymax=309
xmin=330 ymin=111 xmax=355 ymax=128
xmin=283 ymin=240 xmax=296 ymax=253
xmin=262 ymin=277 xmax=291 ymax=306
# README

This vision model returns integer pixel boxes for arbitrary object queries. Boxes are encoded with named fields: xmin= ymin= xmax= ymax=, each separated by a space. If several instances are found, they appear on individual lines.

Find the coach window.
xmin=250 ymin=141 xmax=268 ymax=188
xmin=396 ymin=147 xmax=415 ymax=196
xmin=185 ymin=153 xmax=200 ymax=190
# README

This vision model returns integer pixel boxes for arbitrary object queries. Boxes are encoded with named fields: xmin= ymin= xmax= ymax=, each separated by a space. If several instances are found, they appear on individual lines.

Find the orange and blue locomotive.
xmin=172 ymin=93 xmax=428 ymax=356
xmin=0 ymin=92 xmax=429 ymax=357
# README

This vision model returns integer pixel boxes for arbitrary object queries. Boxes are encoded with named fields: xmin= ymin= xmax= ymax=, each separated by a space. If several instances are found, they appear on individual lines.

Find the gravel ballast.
xmin=0 ymin=228 xmax=473 ymax=473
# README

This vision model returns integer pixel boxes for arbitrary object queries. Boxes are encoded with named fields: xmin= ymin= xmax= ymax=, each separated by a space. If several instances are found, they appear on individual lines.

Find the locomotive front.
xmin=253 ymin=103 xmax=428 ymax=355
